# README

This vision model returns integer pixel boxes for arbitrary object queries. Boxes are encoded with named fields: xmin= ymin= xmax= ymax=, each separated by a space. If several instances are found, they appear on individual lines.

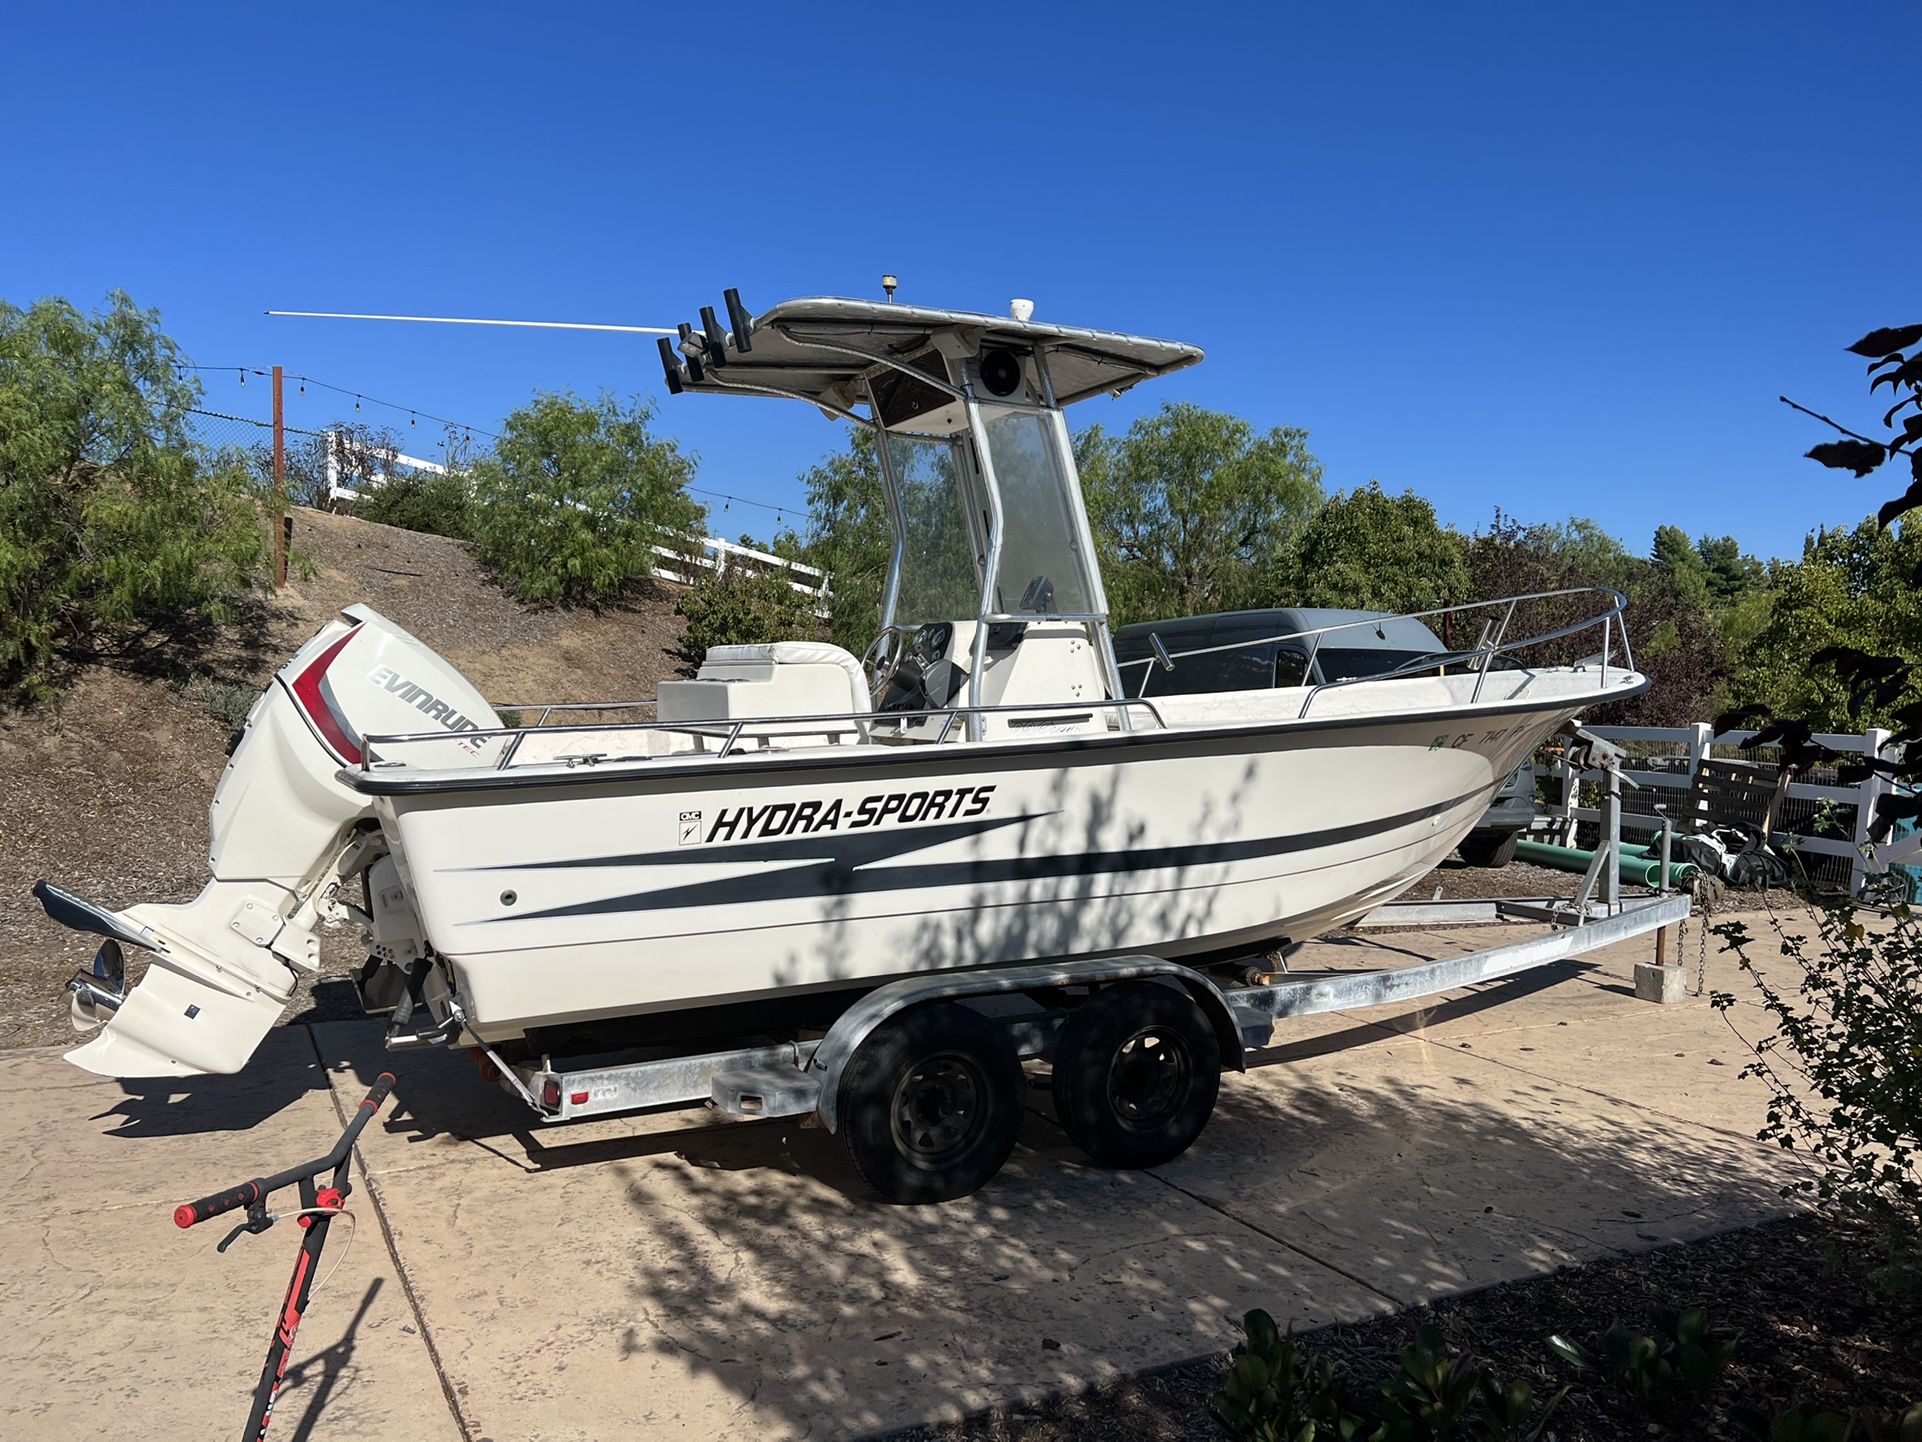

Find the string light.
xmin=179 ymin=366 xmax=500 ymax=439
xmin=181 ymin=365 xmax=805 ymax=520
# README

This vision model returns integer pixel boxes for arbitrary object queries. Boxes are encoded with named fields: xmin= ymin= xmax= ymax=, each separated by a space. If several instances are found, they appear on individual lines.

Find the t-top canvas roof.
xmin=662 ymin=294 xmax=1204 ymax=414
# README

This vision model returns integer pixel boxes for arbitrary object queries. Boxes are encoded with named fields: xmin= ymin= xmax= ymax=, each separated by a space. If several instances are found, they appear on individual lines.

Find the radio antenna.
xmin=266 ymin=310 xmax=676 ymax=336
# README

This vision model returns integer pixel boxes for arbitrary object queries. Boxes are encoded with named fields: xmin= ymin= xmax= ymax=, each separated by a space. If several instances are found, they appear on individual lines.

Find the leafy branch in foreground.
xmin=1787 ymin=322 xmax=1922 ymax=527
xmin=1709 ymin=905 xmax=1921 ymax=1255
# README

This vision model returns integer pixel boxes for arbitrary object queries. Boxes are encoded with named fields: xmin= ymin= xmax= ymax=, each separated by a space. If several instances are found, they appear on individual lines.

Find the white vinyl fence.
xmin=324 ymin=431 xmax=829 ymax=618
xmin=1546 ymin=722 xmax=1900 ymax=897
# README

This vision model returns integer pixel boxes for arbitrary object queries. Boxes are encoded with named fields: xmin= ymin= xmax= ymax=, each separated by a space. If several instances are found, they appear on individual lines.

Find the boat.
xmin=34 ymin=292 xmax=1648 ymax=1085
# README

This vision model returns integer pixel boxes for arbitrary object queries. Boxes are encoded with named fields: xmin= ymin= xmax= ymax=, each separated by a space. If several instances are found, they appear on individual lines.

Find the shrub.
xmin=1548 ymin=1307 xmax=1736 ymax=1415
xmin=1213 ymin=1309 xmax=1360 ymax=1441
xmin=467 ymin=391 xmax=702 ymax=605
xmin=0 ymin=292 xmax=266 ymax=701
xmin=674 ymin=561 xmax=820 ymax=665
xmin=354 ymin=466 xmax=473 ymax=540
xmin=176 ymin=673 xmax=259 ymax=740
xmin=1214 ymin=1311 xmax=1563 ymax=1442
xmin=1710 ymin=904 xmax=1921 ymax=1276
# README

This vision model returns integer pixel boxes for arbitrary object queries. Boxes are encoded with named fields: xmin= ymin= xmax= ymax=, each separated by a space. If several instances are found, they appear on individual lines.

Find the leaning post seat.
xmin=657 ymin=641 xmax=872 ymax=749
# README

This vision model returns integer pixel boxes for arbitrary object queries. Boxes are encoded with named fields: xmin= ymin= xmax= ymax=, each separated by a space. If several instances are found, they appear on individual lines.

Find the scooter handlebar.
xmin=175 ymin=1181 xmax=262 ymax=1229
xmin=172 ymin=1073 xmax=396 ymax=1229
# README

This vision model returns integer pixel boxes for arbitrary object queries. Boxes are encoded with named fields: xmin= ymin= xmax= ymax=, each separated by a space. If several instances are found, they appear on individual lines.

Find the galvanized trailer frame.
xmin=487 ymin=730 xmax=1683 ymax=1129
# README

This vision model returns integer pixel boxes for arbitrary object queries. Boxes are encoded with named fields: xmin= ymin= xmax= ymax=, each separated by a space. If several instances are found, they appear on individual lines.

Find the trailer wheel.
xmin=838 ymin=1003 xmax=1025 ymax=1205
xmin=1053 ymin=982 xmax=1220 ymax=1169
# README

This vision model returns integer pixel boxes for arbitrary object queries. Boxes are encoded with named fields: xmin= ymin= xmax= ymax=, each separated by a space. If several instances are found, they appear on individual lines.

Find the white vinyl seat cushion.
xmin=702 ymin=642 xmax=871 ymax=715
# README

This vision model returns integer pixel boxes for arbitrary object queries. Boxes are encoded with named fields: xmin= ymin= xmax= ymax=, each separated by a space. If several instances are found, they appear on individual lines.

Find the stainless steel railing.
xmin=1113 ymin=586 xmax=1635 ymax=716
xmin=359 ymin=695 xmax=1171 ymax=772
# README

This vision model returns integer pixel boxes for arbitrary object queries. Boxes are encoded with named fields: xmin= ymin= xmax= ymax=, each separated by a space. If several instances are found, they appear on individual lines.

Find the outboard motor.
xmin=33 ymin=605 xmax=499 ymax=1077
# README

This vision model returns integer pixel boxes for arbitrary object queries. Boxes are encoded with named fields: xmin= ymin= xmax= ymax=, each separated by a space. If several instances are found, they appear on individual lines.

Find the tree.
xmin=466 ymin=391 xmax=702 ymax=605
xmin=1727 ymin=514 xmax=1922 ymax=732
xmin=1696 ymin=534 xmax=1764 ymax=603
xmin=1283 ymin=483 xmax=1467 ymax=614
xmin=1078 ymin=402 xmax=1323 ymax=626
xmin=1465 ymin=510 xmax=1721 ymax=726
xmin=0 ymin=292 xmax=266 ymax=700
xmin=796 ymin=427 xmax=891 ymax=652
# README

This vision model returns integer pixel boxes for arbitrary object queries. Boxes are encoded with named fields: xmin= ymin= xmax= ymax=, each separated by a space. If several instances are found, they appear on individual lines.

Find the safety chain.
xmin=1685 ymin=874 xmax=1714 ymax=996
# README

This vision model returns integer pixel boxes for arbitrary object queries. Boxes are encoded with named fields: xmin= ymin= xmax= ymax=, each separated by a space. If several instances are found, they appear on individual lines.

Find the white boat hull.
xmin=373 ymin=695 xmax=1583 ymax=1040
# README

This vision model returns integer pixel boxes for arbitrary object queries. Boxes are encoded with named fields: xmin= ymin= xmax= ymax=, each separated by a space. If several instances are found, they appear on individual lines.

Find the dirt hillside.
xmin=0 ymin=507 xmax=689 ymax=1049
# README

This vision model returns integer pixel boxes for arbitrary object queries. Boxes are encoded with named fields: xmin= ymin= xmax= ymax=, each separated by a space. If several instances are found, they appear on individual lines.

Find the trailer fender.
xmin=806 ymin=955 xmax=1244 ymax=1134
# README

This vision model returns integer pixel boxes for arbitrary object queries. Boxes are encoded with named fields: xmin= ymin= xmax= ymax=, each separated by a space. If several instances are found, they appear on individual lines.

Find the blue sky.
xmin=3 ymin=4 xmax=1912 ymax=559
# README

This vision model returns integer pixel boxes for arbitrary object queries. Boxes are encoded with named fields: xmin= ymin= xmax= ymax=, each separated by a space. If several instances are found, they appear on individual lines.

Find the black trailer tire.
xmin=1457 ymin=829 xmax=1521 ymax=868
xmin=1052 ymin=981 xmax=1220 ymax=1169
xmin=838 ymin=1002 xmax=1025 ymax=1205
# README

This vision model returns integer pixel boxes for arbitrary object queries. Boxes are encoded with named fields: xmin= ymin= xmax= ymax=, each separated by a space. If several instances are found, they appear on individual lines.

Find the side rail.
xmin=1117 ymin=587 xmax=1634 ymax=714
xmin=357 ymin=695 xmax=1172 ymax=772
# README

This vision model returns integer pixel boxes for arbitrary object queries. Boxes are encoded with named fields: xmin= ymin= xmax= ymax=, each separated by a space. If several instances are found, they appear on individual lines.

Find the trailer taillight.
xmin=570 ymin=1090 xmax=590 ymax=1107
xmin=540 ymin=1077 xmax=560 ymax=1109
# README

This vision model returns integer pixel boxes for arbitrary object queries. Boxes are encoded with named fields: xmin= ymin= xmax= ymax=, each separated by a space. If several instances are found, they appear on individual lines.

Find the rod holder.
xmin=723 ymin=288 xmax=752 ymax=351
xmin=656 ymin=337 xmax=684 ymax=395
xmin=700 ymin=306 xmax=728 ymax=366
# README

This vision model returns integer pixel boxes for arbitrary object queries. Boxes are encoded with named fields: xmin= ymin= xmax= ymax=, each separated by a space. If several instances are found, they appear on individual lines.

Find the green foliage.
xmin=1709 ymin=908 xmax=1921 ymax=1245
xmin=1547 ymin=1307 xmax=1736 ymax=1414
xmin=1078 ymin=402 xmax=1323 ymax=626
xmin=1375 ymin=1329 xmax=1563 ymax=1442
xmin=673 ymin=561 xmax=819 ymax=662
xmin=354 ymin=466 xmax=474 ymax=540
xmin=1214 ymin=1312 xmax=1562 ymax=1442
xmin=1725 ymin=517 xmax=1922 ymax=732
xmin=796 ymin=428 xmax=980 ymax=652
xmin=0 ymin=292 xmax=267 ymax=701
xmin=1214 ymin=1310 xmax=1363 ymax=1441
xmin=1285 ymin=483 xmax=1468 ymax=614
xmin=1464 ymin=509 xmax=1732 ymax=726
xmin=467 ymin=391 xmax=702 ymax=605
xmin=795 ymin=428 xmax=892 ymax=652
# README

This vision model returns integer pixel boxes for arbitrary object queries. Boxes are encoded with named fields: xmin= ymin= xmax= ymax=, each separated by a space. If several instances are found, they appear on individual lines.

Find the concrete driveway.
xmin=0 ymin=912 xmax=1804 ymax=1440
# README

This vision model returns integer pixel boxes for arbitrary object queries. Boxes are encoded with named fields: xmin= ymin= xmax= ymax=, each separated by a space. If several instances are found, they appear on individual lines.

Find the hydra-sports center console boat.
xmin=35 ymin=291 xmax=1667 ymax=1201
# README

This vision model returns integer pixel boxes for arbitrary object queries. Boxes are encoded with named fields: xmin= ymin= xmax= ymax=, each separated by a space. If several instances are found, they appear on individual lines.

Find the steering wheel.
xmin=861 ymin=626 xmax=907 ymax=692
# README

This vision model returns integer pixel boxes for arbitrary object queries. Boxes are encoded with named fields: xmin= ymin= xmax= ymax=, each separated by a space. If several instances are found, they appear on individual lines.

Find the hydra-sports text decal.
xmin=689 ymin=784 xmax=995 ymax=845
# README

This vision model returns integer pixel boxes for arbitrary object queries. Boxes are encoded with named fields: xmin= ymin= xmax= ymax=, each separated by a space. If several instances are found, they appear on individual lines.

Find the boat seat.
xmin=699 ymin=642 xmax=871 ymax=716
xmin=656 ymin=641 xmax=872 ymax=749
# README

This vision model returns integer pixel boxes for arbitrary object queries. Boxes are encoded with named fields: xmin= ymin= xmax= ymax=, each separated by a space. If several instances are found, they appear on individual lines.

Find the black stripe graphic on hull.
xmin=449 ymin=811 xmax=1046 ymax=873
xmin=473 ymin=785 xmax=1492 ymax=925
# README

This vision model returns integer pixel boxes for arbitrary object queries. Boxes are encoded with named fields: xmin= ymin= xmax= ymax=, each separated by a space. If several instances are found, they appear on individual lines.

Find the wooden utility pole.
xmin=271 ymin=364 xmax=287 ymax=587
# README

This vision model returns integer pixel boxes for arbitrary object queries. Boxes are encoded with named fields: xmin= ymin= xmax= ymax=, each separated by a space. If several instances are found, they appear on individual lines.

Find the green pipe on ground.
xmin=1514 ymin=837 xmax=1697 ymax=888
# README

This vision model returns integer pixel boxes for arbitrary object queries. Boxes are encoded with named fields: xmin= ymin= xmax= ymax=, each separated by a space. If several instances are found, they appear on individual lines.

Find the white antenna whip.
xmin=266 ymin=310 xmax=676 ymax=336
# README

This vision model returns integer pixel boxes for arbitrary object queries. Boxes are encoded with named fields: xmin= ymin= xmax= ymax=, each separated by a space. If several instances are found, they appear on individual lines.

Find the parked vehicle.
xmin=1114 ymin=609 xmax=1538 ymax=865
xmin=36 ymin=291 xmax=1646 ymax=1203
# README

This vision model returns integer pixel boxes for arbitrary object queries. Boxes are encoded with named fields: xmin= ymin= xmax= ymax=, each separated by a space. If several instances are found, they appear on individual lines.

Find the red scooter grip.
xmin=175 ymin=1180 xmax=262 ymax=1229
